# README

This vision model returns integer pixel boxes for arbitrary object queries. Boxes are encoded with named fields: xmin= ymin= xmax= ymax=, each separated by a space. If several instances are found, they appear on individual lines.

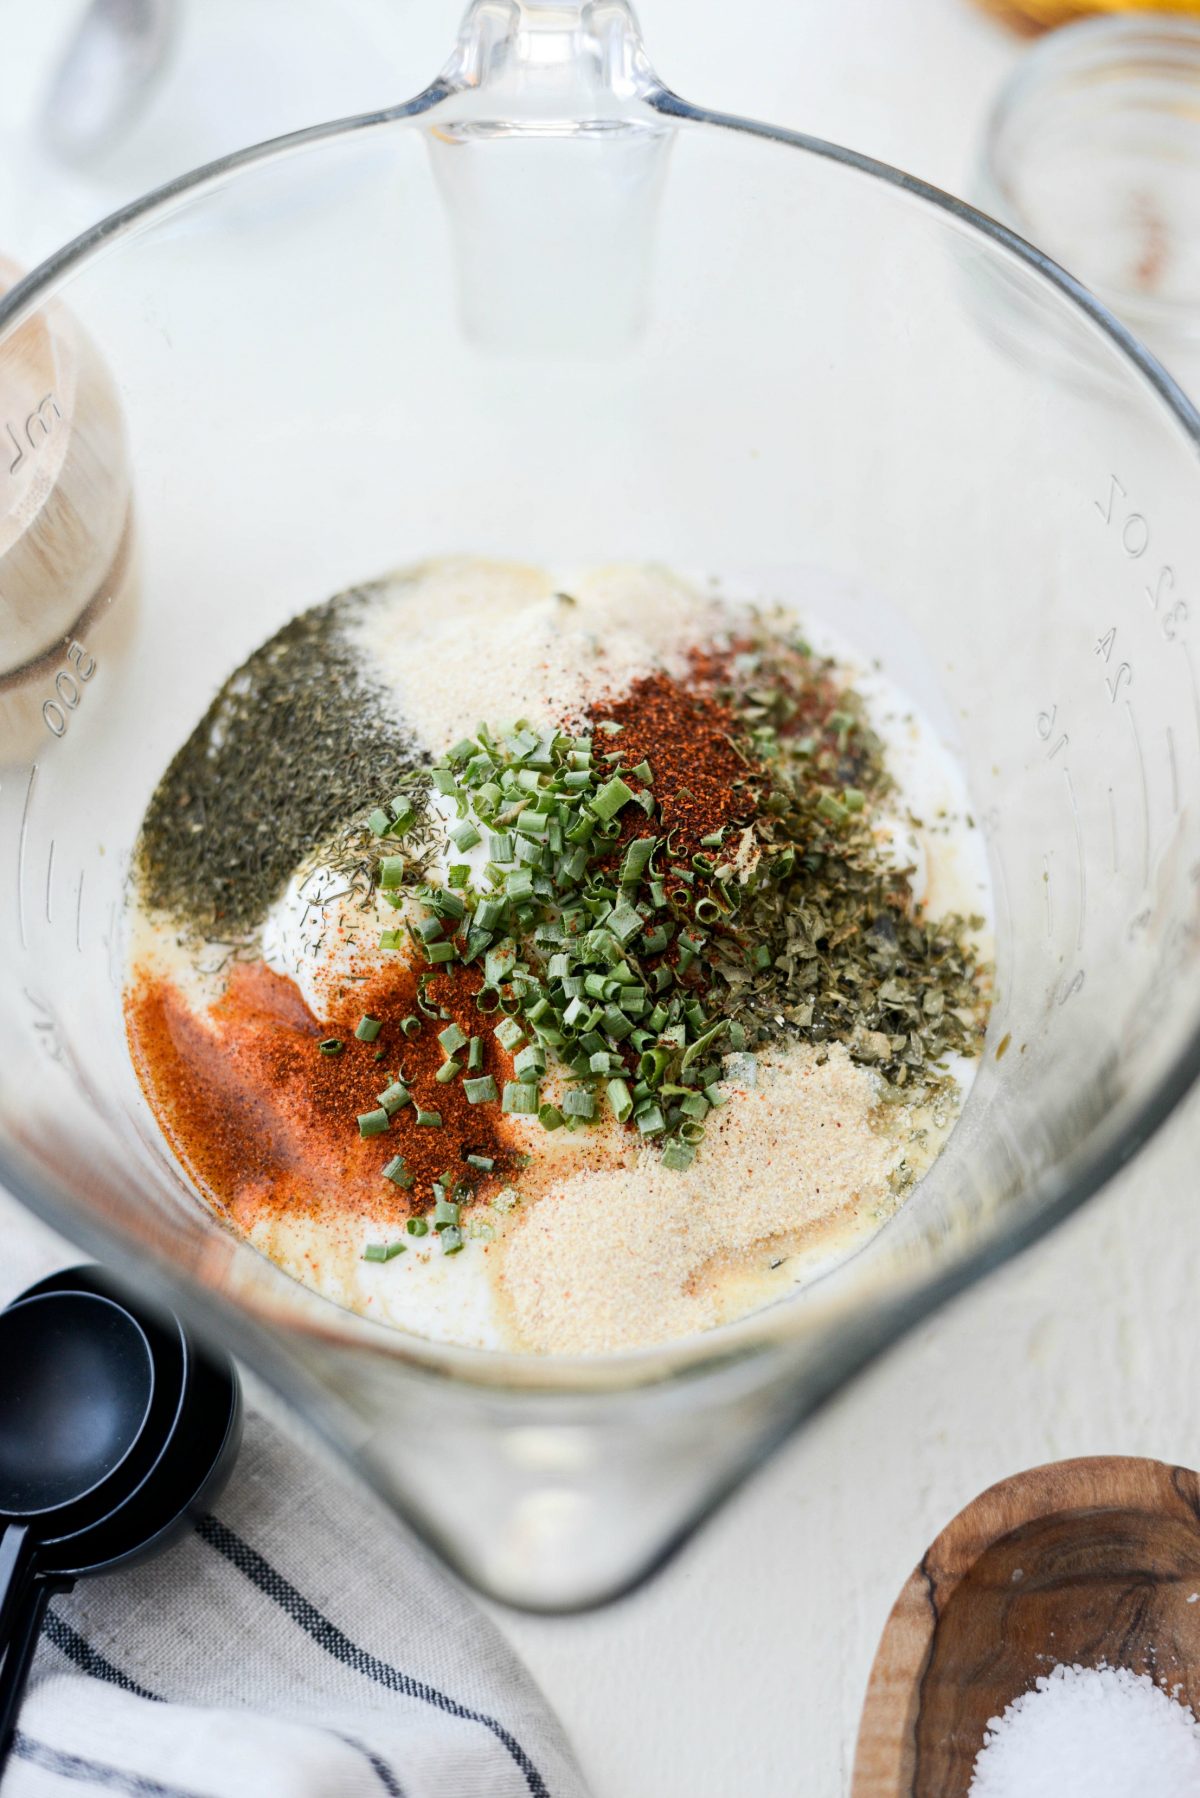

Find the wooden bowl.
xmin=852 ymin=1456 xmax=1200 ymax=1796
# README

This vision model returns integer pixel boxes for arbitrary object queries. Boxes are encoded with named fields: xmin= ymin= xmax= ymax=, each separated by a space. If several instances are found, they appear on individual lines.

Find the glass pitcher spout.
xmin=439 ymin=0 xmax=663 ymax=116
xmin=426 ymin=0 xmax=673 ymax=350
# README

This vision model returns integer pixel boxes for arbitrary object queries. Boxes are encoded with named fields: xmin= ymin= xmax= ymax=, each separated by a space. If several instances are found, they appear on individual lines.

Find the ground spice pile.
xmin=126 ymin=958 xmax=518 ymax=1235
xmin=589 ymin=670 xmax=758 ymax=865
xmin=136 ymin=589 xmax=422 ymax=937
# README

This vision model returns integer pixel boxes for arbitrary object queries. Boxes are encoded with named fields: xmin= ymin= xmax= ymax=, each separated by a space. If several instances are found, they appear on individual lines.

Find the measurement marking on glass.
xmin=1042 ymin=852 xmax=1053 ymax=937
xmin=75 ymin=870 xmax=85 ymax=953
xmin=16 ymin=763 xmax=38 ymax=949
xmin=1063 ymin=767 xmax=1086 ymax=951
xmin=1108 ymin=786 xmax=1118 ymax=874
xmin=44 ymin=838 xmax=55 ymax=923
xmin=1168 ymin=725 xmax=1180 ymax=816
xmin=1125 ymin=701 xmax=1150 ymax=889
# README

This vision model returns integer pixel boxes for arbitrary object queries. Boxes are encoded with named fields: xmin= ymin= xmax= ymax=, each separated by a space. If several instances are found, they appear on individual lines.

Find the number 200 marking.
xmin=42 ymin=641 xmax=95 ymax=738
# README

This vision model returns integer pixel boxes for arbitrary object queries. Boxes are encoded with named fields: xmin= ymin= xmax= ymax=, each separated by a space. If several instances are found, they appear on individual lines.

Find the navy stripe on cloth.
xmin=333 ymin=1734 xmax=407 ymax=1798
xmin=42 ymin=1607 xmax=404 ymax=1795
xmin=12 ymin=1734 xmax=207 ymax=1798
xmin=196 ymin=1515 xmax=549 ymax=1798
xmin=43 ymin=1612 xmax=157 ymax=1703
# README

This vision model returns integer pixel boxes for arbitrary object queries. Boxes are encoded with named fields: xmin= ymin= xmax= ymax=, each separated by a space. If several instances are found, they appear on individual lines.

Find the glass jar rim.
xmin=978 ymin=11 xmax=1200 ymax=338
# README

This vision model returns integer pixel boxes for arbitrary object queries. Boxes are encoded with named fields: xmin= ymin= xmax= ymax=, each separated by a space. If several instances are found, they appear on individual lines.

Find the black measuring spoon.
xmin=0 ymin=1292 xmax=156 ymax=1643
xmin=0 ymin=1268 xmax=242 ymax=1768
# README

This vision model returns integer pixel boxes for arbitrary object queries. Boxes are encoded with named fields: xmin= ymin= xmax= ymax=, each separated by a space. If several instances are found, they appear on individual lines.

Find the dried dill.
xmin=136 ymin=588 xmax=424 ymax=937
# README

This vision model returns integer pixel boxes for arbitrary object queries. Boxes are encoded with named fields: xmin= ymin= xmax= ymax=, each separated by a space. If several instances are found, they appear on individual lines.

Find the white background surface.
xmin=6 ymin=4 xmax=1200 ymax=1795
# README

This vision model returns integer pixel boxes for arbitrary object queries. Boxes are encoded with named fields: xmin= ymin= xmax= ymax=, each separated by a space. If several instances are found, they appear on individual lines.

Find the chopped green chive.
xmin=318 ymin=1038 xmax=343 ymax=1056
xmin=415 ymin=1109 xmax=443 ymax=1127
xmin=817 ymin=792 xmax=849 ymax=827
xmin=607 ymin=1078 xmax=633 ymax=1122
xmin=502 ymin=1080 xmax=538 ymax=1115
xmin=608 ymin=900 xmax=643 ymax=945
xmin=358 ymin=1108 xmax=390 ymax=1138
xmin=449 ymin=820 xmax=482 ymax=852
xmin=620 ymin=837 xmax=657 ymax=885
xmin=367 ymin=809 xmax=392 ymax=837
xmin=362 ymin=1239 xmax=406 ymax=1262
xmin=438 ymin=1022 xmax=468 ymax=1057
xmin=377 ymin=1082 xmax=411 ymax=1115
xmin=355 ymin=1016 xmax=382 ymax=1043
xmin=382 ymin=1155 xmax=414 ymax=1188
xmin=513 ymin=1044 xmax=545 ymax=1081
xmin=636 ymin=1104 xmax=666 ymax=1137
xmin=464 ymin=1075 xmax=498 ymax=1105
xmin=492 ymin=1014 xmax=525 ymax=1050
xmin=590 ymin=775 xmax=635 ymax=822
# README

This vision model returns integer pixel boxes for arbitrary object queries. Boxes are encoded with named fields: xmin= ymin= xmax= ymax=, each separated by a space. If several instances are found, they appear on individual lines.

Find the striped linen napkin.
xmin=0 ymin=1194 xmax=589 ymax=1798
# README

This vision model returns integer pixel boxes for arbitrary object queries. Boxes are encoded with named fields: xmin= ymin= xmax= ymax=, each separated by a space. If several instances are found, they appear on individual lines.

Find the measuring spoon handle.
xmin=0 ymin=1524 xmax=36 ymax=1648
xmin=0 ymin=1580 xmax=54 ymax=1771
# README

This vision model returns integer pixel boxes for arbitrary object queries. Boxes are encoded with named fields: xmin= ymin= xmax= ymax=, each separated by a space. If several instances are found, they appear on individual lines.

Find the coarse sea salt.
xmin=968 ymin=1662 xmax=1200 ymax=1798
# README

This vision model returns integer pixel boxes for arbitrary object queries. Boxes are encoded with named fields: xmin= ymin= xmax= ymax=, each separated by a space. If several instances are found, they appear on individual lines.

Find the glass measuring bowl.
xmin=2 ymin=0 xmax=1200 ymax=1612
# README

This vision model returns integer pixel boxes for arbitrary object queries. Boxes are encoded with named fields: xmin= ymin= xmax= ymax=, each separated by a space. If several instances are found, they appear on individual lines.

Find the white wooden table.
xmin=10 ymin=5 xmax=1199 ymax=1794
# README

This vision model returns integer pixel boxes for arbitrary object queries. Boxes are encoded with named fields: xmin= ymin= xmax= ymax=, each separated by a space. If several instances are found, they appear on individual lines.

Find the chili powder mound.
xmin=589 ymin=670 xmax=760 ymax=863
xmin=126 ymin=957 xmax=516 ymax=1234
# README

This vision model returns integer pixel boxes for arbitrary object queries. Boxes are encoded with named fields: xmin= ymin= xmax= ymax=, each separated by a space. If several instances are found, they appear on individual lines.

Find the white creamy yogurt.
xmin=260 ymin=862 xmax=399 ymax=1018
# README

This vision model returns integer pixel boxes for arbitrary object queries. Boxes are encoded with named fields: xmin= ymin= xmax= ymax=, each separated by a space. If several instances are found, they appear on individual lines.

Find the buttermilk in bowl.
xmin=125 ymin=560 xmax=991 ymax=1354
